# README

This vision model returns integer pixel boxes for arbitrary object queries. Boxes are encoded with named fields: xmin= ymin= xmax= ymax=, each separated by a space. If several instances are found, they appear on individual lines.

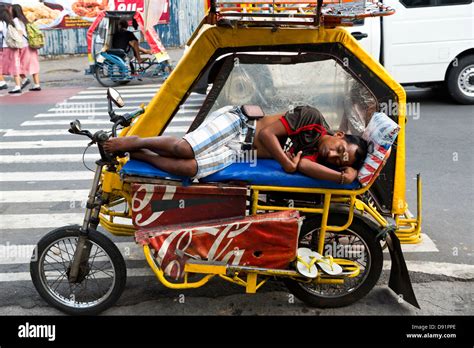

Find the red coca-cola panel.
xmin=136 ymin=210 xmax=301 ymax=279
xmin=131 ymin=183 xmax=247 ymax=229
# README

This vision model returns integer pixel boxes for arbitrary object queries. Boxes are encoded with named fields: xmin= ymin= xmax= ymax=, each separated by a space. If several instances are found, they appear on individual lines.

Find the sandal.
xmin=295 ymin=247 xmax=318 ymax=278
xmin=312 ymin=251 xmax=343 ymax=276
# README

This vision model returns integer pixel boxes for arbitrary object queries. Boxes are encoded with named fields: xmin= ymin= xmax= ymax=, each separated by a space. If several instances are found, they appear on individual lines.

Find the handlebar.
xmin=68 ymin=103 xmax=145 ymax=165
xmin=111 ymin=106 xmax=145 ymax=137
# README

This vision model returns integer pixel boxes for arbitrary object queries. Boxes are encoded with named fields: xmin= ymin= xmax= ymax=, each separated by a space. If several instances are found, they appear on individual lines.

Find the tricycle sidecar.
xmin=31 ymin=0 xmax=422 ymax=315
xmin=86 ymin=10 xmax=172 ymax=87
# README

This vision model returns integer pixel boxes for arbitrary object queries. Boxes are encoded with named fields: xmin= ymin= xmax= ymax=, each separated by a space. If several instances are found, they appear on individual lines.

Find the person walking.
xmin=12 ymin=4 xmax=41 ymax=91
xmin=0 ymin=2 xmax=9 ymax=90
xmin=0 ymin=3 xmax=22 ymax=94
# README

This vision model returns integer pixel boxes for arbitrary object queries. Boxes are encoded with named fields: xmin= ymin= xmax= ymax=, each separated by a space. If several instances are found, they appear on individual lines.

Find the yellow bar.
xmin=143 ymin=245 xmax=214 ymax=289
xmin=315 ymin=278 xmax=344 ymax=285
xmin=317 ymin=194 xmax=331 ymax=254
xmin=399 ymin=218 xmax=417 ymax=223
xmin=99 ymin=215 xmax=135 ymax=236
xmin=251 ymin=189 xmax=259 ymax=215
xmin=254 ymin=204 xmax=324 ymax=214
xmin=219 ymin=274 xmax=248 ymax=287
xmin=250 ymin=185 xmax=368 ymax=196
xmin=358 ymin=200 xmax=388 ymax=227
xmin=325 ymin=196 xmax=356 ymax=232
xmin=417 ymin=174 xmax=423 ymax=231
xmin=184 ymin=262 xmax=227 ymax=275
xmin=246 ymin=273 xmax=258 ymax=293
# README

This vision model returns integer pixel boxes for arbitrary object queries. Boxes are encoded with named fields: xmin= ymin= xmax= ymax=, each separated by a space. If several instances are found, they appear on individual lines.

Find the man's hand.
xmin=342 ymin=167 xmax=358 ymax=183
xmin=283 ymin=151 xmax=302 ymax=173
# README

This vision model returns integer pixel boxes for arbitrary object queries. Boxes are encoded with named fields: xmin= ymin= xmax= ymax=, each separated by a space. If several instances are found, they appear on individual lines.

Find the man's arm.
xmin=258 ymin=120 xmax=301 ymax=173
xmin=298 ymin=159 xmax=358 ymax=184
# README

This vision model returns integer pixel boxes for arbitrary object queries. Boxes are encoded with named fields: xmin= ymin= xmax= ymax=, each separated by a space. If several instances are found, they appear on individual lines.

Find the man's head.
xmin=118 ymin=19 xmax=129 ymax=30
xmin=317 ymin=131 xmax=367 ymax=170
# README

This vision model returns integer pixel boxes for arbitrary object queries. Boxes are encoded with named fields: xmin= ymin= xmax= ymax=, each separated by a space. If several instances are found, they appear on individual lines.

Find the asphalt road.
xmin=0 ymin=77 xmax=472 ymax=316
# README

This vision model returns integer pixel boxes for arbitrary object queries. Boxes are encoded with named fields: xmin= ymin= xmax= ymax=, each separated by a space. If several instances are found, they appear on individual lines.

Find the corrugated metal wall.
xmin=39 ymin=28 xmax=89 ymax=56
xmin=39 ymin=1 xmax=204 ymax=56
xmin=158 ymin=0 xmax=205 ymax=47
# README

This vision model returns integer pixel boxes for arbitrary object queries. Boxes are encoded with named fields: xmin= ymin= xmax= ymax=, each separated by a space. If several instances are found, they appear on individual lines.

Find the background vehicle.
xmin=86 ymin=11 xmax=172 ymax=87
xmin=349 ymin=0 xmax=474 ymax=104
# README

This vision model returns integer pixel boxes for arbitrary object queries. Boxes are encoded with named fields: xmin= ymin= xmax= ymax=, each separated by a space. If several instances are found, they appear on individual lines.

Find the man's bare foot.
xmin=104 ymin=136 xmax=143 ymax=153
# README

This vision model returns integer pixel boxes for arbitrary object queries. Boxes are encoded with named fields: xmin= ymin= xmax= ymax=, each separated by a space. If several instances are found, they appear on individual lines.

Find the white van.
xmin=350 ymin=0 xmax=474 ymax=104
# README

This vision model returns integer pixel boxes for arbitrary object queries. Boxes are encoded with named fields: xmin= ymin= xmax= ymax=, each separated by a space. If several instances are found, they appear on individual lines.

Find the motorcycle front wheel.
xmin=30 ymin=226 xmax=127 ymax=315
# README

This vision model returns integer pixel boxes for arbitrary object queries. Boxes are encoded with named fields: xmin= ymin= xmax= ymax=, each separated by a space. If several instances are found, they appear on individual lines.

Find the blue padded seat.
xmin=121 ymin=159 xmax=360 ymax=190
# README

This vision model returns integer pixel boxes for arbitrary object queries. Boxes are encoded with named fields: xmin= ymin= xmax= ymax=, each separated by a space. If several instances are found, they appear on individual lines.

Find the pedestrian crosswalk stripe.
xmin=47 ymin=102 xmax=202 ymax=115
xmin=34 ymin=113 xmax=196 ymax=119
xmin=0 ymin=154 xmax=97 ymax=163
xmin=37 ymin=112 xmax=116 ymax=117
xmin=3 ymin=261 xmax=473 ymax=282
xmin=70 ymin=94 xmax=156 ymax=100
xmin=53 ymin=99 xmax=151 ymax=106
xmin=87 ymin=84 xmax=161 ymax=90
xmin=23 ymin=118 xmax=194 ymax=126
xmin=64 ymin=92 xmax=205 ymax=103
xmin=78 ymin=88 xmax=160 ymax=94
xmin=22 ymin=120 xmax=112 ymax=126
xmin=0 ymin=140 xmax=88 ymax=149
xmin=0 ymin=171 xmax=94 ymax=181
xmin=47 ymin=101 xmax=202 ymax=111
xmin=1 ymin=213 xmax=132 ymax=229
xmin=0 ymin=268 xmax=155 ymax=282
xmin=0 ymin=190 xmax=90 ymax=203
xmin=0 ymin=242 xmax=142 ymax=265
xmin=4 ymin=126 xmax=188 ymax=137
xmin=54 ymin=98 xmax=205 ymax=106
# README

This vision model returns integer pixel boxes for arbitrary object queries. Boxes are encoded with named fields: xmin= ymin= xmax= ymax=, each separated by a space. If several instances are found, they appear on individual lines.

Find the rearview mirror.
xmin=70 ymin=119 xmax=82 ymax=133
xmin=107 ymin=88 xmax=124 ymax=108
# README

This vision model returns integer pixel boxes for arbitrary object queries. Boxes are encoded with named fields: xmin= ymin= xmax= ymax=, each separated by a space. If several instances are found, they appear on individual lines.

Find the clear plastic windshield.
xmin=211 ymin=57 xmax=377 ymax=135
xmin=162 ymin=53 xmax=377 ymax=138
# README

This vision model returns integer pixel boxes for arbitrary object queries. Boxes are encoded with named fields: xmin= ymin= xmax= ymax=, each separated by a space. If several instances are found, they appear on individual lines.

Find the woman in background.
xmin=12 ymin=4 xmax=41 ymax=91
xmin=0 ymin=3 xmax=22 ymax=93
xmin=0 ymin=3 xmax=9 ymax=90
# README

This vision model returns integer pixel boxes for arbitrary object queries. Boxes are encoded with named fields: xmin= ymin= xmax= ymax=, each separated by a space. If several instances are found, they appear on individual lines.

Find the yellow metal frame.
xmin=143 ymin=244 xmax=361 ymax=292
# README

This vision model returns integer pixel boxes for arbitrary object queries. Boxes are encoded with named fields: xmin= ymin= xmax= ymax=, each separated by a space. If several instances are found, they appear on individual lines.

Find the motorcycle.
xmin=30 ymin=0 xmax=421 ymax=315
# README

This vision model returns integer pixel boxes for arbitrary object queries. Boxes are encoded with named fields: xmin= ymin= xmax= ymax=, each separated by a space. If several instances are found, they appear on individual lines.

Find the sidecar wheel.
xmin=94 ymin=63 xmax=122 ymax=87
xmin=30 ymin=226 xmax=126 ymax=315
xmin=283 ymin=214 xmax=383 ymax=308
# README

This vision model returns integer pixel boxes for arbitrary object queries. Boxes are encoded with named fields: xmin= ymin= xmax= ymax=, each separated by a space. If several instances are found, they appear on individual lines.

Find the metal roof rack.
xmin=207 ymin=0 xmax=395 ymax=28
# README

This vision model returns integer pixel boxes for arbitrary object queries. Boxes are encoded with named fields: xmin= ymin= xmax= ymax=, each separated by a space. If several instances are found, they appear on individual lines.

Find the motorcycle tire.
xmin=94 ymin=63 xmax=122 ymax=88
xmin=283 ymin=213 xmax=383 ymax=308
xmin=30 ymin=226 xmax=127 ymax=315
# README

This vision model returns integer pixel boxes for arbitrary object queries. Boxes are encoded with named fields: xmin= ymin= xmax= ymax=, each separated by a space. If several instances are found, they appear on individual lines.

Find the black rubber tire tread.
xmin=94 ymin=64 xmax=122 ymax=88
xmin=446 ymin=55 xmax=474 ymax=105
xmin=30 ymin=226 xmax=126 ymax=315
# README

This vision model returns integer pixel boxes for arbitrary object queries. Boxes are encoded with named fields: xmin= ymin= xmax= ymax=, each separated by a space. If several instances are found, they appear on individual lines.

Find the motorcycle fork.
xmin=69 ymin=163 xmax=104 ymax=282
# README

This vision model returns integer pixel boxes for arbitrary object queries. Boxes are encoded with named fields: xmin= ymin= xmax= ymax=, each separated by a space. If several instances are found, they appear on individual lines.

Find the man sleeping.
xmin=104 ymin=105 xmax=368 ymax=184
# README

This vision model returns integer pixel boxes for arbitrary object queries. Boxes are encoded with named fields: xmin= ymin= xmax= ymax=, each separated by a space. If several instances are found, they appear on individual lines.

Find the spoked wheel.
xmin=283 ymin=213 xmax=383 ymax=308
xmin=30 ymin=226 xmax=126 ymax=315
xmin=94 ymin=63 xmax=122 ymax=87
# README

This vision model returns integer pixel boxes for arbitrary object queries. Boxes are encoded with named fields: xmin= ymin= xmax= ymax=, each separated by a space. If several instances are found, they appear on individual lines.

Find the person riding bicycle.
xmin=112 ymin=19 xmax=151 ymax=64
xmin=104 ymin=105 xmax=368 ymax=185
